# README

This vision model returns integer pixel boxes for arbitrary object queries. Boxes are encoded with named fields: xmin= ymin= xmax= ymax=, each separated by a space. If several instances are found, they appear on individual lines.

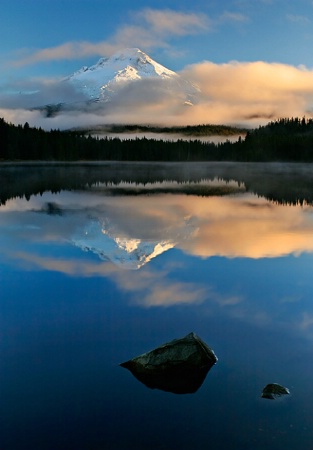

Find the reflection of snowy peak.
xmin=73 ymin=220 xmax=175 ymax=270
xmin=66 ymin=47 xmax=199 ymax=104
xmin=113 ymin=236 xmax=174 ymax=263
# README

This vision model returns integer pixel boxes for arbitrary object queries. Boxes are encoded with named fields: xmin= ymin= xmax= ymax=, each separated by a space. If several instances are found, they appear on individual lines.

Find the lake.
xmin=1 ymin=162 xmax=313 ymax=449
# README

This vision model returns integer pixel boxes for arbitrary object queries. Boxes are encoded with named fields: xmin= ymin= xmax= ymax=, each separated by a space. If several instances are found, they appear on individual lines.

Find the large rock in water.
xmin=120 ymin=332 xmax=217 ymax=394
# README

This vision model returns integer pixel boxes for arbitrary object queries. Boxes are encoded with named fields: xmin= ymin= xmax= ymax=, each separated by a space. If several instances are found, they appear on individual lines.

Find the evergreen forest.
xmin=1 ymin=117 xmax=313 ymax=162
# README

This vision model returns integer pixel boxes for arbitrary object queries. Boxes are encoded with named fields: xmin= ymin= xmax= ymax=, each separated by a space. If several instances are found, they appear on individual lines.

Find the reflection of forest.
xmin=1 ymin=162 xmax=313 ymax=206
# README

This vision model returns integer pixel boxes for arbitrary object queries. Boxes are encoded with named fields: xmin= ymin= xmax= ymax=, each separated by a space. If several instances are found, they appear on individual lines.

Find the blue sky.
xmin=1 ymin=0 xmax=313 ymax=127
xmin=2 ymin=0 xmax=313 ymax=76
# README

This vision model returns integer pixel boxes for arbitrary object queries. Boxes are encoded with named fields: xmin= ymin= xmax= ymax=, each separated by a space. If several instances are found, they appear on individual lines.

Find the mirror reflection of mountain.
xmin=72 ymin=218 xmax=181 ymax=270
xmin=2 ymin=184 xmax=313 ymax=270
xmin=1 ymin=162 xmax=313 ymax=206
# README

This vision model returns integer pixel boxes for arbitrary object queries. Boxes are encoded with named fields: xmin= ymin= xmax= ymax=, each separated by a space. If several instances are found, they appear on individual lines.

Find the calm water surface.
xmin=1 ymin=163 xmax=313 ymax=449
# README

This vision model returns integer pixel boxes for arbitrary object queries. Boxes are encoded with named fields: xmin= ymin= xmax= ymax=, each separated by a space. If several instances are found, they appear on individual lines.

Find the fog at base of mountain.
xmin=78 ymin=123 xmax=247 ymax=143
xmin=90 ymin=131 xmax=244 ymax=143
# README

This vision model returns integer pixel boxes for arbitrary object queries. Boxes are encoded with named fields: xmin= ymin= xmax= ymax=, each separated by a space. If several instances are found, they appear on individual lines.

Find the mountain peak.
xmin=103 ymin=48 xmax=175 ymax=75
xmin=67 ymin=48 xmax=191 ymax=101
xmin=93 ymin=48 xmax=145 ymax=68
xmin=98 ymin=48 xmax=146 ymax=62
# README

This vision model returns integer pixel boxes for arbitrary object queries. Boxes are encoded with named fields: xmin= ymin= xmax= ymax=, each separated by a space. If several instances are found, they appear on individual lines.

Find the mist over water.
xmin=1 ymin=161 xmax=313 ymax=206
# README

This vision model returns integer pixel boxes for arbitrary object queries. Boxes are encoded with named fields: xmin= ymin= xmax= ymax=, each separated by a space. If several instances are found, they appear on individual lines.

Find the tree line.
xmin=1 ymin=117 xmax=313 ymax=162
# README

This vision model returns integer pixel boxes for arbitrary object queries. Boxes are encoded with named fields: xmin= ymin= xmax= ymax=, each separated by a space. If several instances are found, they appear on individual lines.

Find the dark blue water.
xmin=1 ymin=178 xmax=313 ymax=449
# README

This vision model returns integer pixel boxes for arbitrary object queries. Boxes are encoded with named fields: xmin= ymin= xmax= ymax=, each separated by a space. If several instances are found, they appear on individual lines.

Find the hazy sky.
xmin=1 ymin=0 xmax=313 ymax=128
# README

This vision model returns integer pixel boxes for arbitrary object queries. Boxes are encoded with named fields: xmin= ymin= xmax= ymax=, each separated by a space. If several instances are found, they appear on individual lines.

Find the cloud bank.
xmin=179 ymin=60 xmax=313 ymax=126
xmin=2 ymin=59 xmax=313 ymax=129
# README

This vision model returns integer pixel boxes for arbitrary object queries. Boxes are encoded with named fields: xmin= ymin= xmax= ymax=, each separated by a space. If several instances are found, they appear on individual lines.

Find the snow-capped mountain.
xmin=65 ymin=48 xmax=199 ymax=107
xmin=67 ymin=48 xmax=176 ymax=99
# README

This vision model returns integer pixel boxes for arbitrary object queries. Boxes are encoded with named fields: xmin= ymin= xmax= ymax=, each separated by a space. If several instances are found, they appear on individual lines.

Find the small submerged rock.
xmin=261 ymin=383 xmax=290 ymax=400
xmin=120 ymin=332 xmax=217 ymax=394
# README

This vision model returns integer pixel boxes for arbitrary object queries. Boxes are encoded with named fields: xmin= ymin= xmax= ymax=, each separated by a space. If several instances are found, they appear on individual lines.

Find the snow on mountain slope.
xmin=66 ymin=48 xmax=199 ymax=105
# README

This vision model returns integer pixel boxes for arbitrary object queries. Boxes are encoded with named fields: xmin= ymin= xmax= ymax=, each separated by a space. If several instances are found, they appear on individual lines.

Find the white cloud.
xmin=219 ymin=11 xmax=249 ymax=23
xmin=135 ymin=9 xmax=210 ymax=36
xmin=9 ymin=9 xmax=210 ymax=67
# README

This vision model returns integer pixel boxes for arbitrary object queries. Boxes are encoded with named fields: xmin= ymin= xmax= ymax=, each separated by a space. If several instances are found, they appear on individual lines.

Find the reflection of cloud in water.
xmin=2 ymin=188 xmax=313 ymax=262
xmin=4 ymin=189 xmax=313 ymax=323
xmin=299 ymin=312 xmax=313 ymax=331
xmin=179 ymin=195 xmax=313 ymax=258
xmin=10 ymin=251 xmax=207 ymax=307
